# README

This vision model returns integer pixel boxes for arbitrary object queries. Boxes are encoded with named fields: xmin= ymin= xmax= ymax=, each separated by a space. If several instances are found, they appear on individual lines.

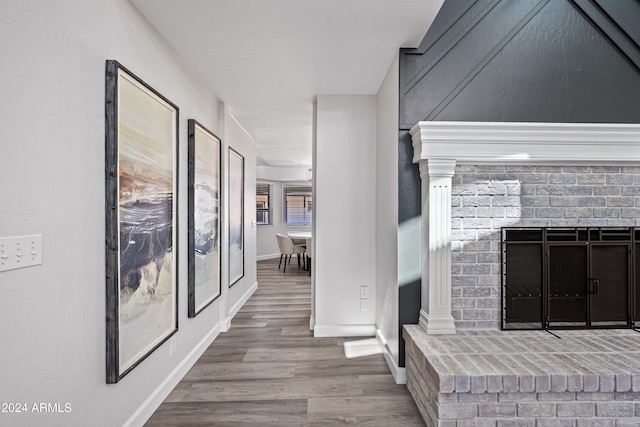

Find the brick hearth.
xmin=405 ymin=326 xmax=640 ymax=426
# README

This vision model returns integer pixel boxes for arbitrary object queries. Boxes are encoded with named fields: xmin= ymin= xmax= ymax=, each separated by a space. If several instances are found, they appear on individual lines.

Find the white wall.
xmin=314 ymin=95 xmax=377 ymax=336
xmin=0 ymin=1 xmax=256 ymax=426
xmin=256 ymin=180 xmax=312 ymax=259
xmin=375 ymin=54 xmax=402 ymax=381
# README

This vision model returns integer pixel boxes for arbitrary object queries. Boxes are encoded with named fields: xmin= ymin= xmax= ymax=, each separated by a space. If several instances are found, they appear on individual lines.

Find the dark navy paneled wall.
xmin=397 ymin=0 xmax=640 ymax=366
xmin=400 ymin=0 xmax=640 ymax=127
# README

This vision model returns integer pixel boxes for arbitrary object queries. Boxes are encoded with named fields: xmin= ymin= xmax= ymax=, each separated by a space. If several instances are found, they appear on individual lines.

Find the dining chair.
xmin=275 ymin=233 xmax=306 ymax=273
xmin=305 ymin=237 xmax=312 ymax=276
xmin=289 ymin=235 xmax=307 ymax=252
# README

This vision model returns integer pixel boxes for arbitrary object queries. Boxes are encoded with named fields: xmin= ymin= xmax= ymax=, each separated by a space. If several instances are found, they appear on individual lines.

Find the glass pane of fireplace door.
xmin=590 ymin=244 xmax=629 ymax=326
xmin=504 ymin=243 xmax=543 ymax=327
xmin=548 ymin=244 xmax=588 ymax=327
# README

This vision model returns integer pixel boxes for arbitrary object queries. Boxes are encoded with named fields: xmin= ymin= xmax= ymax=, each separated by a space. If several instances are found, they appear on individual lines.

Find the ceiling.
xmin=130 ymin=0 xmax=444 ymax=169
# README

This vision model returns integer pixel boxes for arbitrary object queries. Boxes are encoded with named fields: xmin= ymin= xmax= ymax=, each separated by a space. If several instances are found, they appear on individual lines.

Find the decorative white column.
xmin=418 ymin=159 xmax=457 ymax=334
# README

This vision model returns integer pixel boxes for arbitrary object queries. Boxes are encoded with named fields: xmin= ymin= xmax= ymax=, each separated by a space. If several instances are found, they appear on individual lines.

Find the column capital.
xmin=419 ymin=159 xmax=456 ymax=180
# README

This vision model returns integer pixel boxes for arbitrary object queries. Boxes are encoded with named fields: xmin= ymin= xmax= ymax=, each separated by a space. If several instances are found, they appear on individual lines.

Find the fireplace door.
xmin=504 ymin=230 xmax=543 ymax=326
xmin=547 ymin=243 xmax=630 ymax=328
xmin=503 ymin=227 xmax=635 ymax=330
xmin=547 ymin=244 xmax=588 ymax=326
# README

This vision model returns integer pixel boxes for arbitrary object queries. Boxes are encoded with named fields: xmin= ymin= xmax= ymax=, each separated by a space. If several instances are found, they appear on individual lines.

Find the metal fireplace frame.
xmin=502 ymin=226 xmax=640 ymax=331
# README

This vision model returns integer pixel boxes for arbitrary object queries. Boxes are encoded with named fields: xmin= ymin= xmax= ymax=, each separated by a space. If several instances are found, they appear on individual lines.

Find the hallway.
xmin=145 ymin=258 xmax=424 ymax=426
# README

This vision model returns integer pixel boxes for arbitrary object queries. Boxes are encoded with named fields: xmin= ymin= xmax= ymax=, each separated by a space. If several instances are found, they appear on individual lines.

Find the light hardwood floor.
xmin=145 ymin=258 xmax=425 ymax=426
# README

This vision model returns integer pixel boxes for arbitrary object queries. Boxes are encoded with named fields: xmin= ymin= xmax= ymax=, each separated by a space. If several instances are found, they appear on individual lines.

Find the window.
xmin=256 ymin=183 xmax=271 ymax=225
xmin=284 ymin=185 xmax=312 ymax=225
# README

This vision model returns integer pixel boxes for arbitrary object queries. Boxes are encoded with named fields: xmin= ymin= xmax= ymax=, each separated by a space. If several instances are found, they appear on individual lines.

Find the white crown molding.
xmin=411 ymin=121 xmax=640 ymax=165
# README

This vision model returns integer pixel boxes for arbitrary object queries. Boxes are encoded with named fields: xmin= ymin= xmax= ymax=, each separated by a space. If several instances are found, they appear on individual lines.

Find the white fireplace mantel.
xmin=412 ymin=121 xmax=640 ymax=165
xmin=410 ymin=121 xmax=640 ymax=334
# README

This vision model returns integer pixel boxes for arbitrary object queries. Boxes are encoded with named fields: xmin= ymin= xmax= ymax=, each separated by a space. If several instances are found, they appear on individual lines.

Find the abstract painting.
xmin=105 ymin=60 xmax=178 ymax=383
xmin=188 ymin=120 xmax=221 ymax=317
xmin=228 ymin=148 xmax=244 ymax=286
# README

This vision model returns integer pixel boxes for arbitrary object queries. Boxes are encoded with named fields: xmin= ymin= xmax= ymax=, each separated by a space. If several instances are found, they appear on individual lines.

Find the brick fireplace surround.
xmin=404 ymin=122 xmax=640 ymax=426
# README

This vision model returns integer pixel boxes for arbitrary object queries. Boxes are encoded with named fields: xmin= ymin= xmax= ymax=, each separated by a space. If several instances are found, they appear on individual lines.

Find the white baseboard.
xmin=226 ymin=281 xmax=258 ymax=326
xmin=222 ymin=316 xmax=231 ymax=332
xmin=123 ymin=325 xmax=222 ymax=427
xmin=376 ymin=329 xmax=406 ymax=384
xmin=313 ymin=324 xmax=376 ymax=337
xmin=257 ymin=253 xmax=281 ymax=261
xmin=309 ymin=316 xmax=315 ymax=331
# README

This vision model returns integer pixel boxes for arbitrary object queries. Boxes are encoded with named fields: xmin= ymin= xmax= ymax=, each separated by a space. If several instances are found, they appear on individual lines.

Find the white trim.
xmin=226 ymin=281 xmax=258 ymax=327
xmin=376 ymin=329 xmax=406 ymax=384
xmin=309 ymin=315 xmax=315 ymax=331
xmin=123 ymin=325 xmax=222 ymax=427
xmin=313 ymin=324 xmax=376 ymax=337
xmin=222 ymin=316 xmax=231 ymax=332
xmin=257 ymin=253 xmax=281 ymax=261
xmin=419 ymin=309 xmax=456 ymax=335
xmin=411 ymin=121 xmax=640 ymax=165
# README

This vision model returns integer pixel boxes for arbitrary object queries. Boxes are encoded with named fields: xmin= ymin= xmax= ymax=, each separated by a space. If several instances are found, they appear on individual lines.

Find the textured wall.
xmin=399 ymin=0 xmax=640 ymax=127
xmin=451 ymin=164 xmax=640 ymax=330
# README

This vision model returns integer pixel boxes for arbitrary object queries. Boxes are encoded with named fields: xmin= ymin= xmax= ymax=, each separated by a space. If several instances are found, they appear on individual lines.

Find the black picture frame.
xmin=105 ymin=60 xmax=179 ymax=383
xmin=228 ymin=147 xmax=245 ymax=286
xmin=187 ymin=119 xmax=222 ymax=317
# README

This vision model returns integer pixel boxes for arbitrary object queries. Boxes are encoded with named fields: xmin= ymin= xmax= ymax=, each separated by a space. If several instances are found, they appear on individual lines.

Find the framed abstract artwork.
xmin=105 ymin=60 xmax=179 ymax=383
xmin=228 ymin=147 xmax=245 ymax=286
xmin=187 ymin=119 xmax=221 ymax=317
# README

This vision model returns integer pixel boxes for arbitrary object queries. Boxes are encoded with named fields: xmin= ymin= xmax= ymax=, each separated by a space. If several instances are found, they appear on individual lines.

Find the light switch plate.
xmin=0 ymin=235 xmax=42 ymax=272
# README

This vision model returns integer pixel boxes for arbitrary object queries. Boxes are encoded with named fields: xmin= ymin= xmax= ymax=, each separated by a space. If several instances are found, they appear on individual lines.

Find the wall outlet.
xmin=360 ymin=285 xmax=368 ymax=299
xmin=360 ymin=298 xmax=368 ymax=310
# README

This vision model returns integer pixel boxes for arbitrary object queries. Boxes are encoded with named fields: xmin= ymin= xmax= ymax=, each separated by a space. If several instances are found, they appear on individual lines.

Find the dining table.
xmin=287 ymin=231 xmax=312 ymax=271
xmin=287 ymin=231 xmax=312 ymax=241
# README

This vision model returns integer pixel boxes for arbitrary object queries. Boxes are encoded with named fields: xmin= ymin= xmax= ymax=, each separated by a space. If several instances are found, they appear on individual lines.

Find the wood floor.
xmin=145 ymin=258 xmax=424 ymax=426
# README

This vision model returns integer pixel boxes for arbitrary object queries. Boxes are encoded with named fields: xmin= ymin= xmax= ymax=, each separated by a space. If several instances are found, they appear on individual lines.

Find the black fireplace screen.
xmin=502 ymin=227 xmax=638 ymax=330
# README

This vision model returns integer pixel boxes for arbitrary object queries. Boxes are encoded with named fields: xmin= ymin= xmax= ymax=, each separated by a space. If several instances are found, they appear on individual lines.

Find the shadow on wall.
xmin=397 ymin=216 xmax=422 ymax=366
xmin=398 ymin=216 xmax=422 ymax=288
